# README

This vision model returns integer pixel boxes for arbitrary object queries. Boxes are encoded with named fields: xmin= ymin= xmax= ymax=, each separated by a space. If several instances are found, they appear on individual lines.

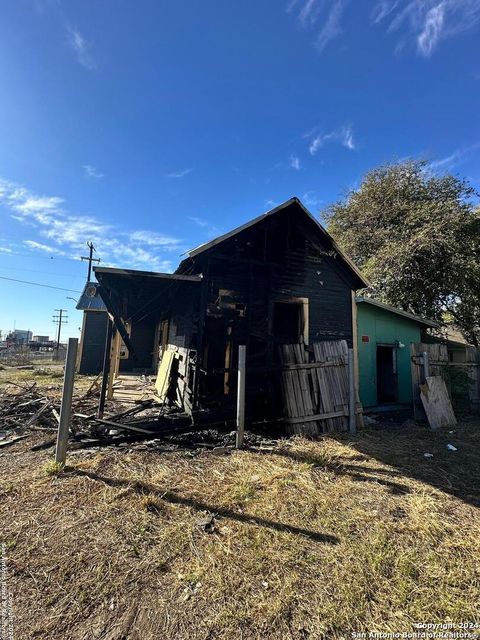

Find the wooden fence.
xmin=411 ymin=342 xmax=480 ymax=420
xmin=277 ymin=340 xmax=363 ymax=435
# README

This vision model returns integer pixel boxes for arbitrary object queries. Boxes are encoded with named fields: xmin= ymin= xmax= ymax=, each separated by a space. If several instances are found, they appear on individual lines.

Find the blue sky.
xmin=0 ymin=0 xmax=479 ymax=340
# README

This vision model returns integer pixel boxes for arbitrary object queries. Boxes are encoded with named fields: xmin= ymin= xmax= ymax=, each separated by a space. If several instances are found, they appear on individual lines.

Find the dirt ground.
xmin=0 ymin=369 xmax=479 ymax=639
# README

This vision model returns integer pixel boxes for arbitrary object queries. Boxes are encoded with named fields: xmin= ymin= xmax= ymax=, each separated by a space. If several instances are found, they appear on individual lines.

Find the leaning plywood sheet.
xmin=155 ymin=351 xmax=176 ymax=402
xmin=420 ymin=376 xmax=457 ymax=430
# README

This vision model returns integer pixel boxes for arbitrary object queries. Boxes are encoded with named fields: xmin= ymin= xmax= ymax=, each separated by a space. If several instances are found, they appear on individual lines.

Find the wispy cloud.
xmin=166 ymin=168 xmax=193 ymax=179
xmin=265 ymin=199 xmax=278 ymax=208
xmin=83 ymin=164 xmax=104 ymax=179
xmin=129 ymin=230 xmax=182 ymax=249
xmin=371 ymin=1 xmax=401 ymax=24
xmin=417 ymin=3 xmax=445 ymax=54
xmin=23 ymin=240 xmax=68 ymax=255
xmin=289 ymin=154 xmax=301 ymax=170
xmin=67 ymin=27 xmax=96 ymax=70
xmin=0 ymin=247 xmax=13 ymax=254
xmin=287 ymin=0 xmax=348 ymax=52
xmin=188 ymin=216 xmax=220 ymax=238
xmin=302 ymin=191 xmax=323 ymax=208
xmin=288 ymin=0 xmax=480 ymax=56
xmin=0 ymin=177 xmax=184 ymax=271
xmin=429 ymin=142 xmax=480 ymax=171
xmin=373 ymin=0 xmax=480 ymax=56
xmin=315 ymin=0 xmax=346 ymax=52
xmin=305 ymin=124 xmax=356 ymax=155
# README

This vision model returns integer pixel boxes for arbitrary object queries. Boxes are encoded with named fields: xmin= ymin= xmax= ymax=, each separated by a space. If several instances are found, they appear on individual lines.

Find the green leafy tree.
xmin=324 ymin=160 xmax=480 ymax=346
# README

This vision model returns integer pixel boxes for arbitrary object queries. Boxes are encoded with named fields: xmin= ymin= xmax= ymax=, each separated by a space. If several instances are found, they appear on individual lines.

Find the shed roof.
xmin=356 ymin=296 xmax=439 ymax=328
xmin=94 ymin=267 xmax=202 ymax=282
xmin=184 ymin=197 xmax=369 ymax=289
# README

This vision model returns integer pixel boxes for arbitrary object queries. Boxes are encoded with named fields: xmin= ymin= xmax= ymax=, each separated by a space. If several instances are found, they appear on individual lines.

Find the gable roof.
xmin=184 ymin=197 xmax=369 ymax=288
xmin=356 ymin=296 xmax=439 ymax=328
xmin=76 ymin=282 xmax=107 ymax=311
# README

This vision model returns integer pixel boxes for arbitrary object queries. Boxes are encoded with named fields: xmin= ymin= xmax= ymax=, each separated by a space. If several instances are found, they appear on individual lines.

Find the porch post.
xmin=236 ymin=345 xmax=246 ymax=448
xmin=97 ymin=318 xmax=113 ymax=418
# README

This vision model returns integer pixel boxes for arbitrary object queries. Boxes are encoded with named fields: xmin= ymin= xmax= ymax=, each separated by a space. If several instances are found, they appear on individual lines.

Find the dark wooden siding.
xmin=78 ymin=311 xmax=109 ymax=375
xmin=191 ymin=207 xmax=355 ymax=351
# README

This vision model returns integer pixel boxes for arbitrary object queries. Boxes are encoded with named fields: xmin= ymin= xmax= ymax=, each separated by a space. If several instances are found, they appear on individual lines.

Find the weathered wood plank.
xmin=420 ymin=376 xmax=457 ymax=430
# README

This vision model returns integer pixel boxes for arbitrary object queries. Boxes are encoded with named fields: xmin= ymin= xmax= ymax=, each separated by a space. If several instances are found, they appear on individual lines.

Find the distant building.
xmin=8 ymin=329 xmax=33 ymax=344
xmin=32 ymin=335 xmax=50 ymax=343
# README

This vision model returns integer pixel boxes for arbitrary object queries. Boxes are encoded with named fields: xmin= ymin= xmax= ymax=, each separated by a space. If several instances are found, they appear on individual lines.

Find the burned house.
xmin=95 ymin=198 xmax=368 ymax=429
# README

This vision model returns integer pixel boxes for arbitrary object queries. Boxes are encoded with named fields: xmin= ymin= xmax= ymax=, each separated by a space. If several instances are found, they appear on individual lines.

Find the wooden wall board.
xmin=155 ymin=350 xmax=176 ymax=402
xmin=420 ymin=376 xmax=457 ymax=430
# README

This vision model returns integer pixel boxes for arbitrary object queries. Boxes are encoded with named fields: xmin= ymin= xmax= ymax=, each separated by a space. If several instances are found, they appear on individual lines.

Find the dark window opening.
xmin=272 ymin=302 xmax=302 ymax=344
xmin=376 ymin=345 xmax=397 ymax=404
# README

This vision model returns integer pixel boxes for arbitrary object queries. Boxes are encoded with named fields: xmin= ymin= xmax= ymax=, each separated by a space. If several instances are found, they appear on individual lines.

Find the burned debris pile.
xmin=0 ymin=375 xmax=260 ymax=453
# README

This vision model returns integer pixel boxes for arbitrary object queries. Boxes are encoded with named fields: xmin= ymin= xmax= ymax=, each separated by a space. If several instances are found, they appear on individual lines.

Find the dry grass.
xmin=0 ymin=365 xmax=96 ymax=396
xmin=1 ymin=418 xmax=479 ymax=639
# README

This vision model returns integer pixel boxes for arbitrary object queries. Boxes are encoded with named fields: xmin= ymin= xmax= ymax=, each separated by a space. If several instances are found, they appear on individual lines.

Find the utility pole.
xmin=81 ymin=241 xmax=101 ymax=282
xmin=52 ymin=309 xmax=68 ymax=360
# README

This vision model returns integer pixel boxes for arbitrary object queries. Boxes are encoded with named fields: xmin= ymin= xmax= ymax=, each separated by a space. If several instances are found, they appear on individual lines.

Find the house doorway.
xmin=376 ymin=344 xmax=397 ymax=404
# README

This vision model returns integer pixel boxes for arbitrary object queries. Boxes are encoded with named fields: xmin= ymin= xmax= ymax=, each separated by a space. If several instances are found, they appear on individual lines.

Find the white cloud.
xmin=0 ymin=247 xmax=13 ymax=254
xmin=166 ymin=168 xmax=193 ymax=179
xmin=83 ymin=165 xmax=104 ymax=179
xmin=417 ymin=3 xmax=445 ymax=55
xmin=24 ymin=240 xmax=68 ymax=255
xmin=129 ymin=230 xmax=182 ymax=249
xmin=342 ymin=125 xmax=355 ymax=150
xmin=289 ymin=154 xmax=301 ymax=170
xmin=306 ymin=124 xmax=356 ymax=155
xmin=373 ymin=0 xmax=480 ymax=56
xmin=67 ymin=27 xmax=96 ymax=70
xmin=0 ymin=177 xmax=185 ymax=272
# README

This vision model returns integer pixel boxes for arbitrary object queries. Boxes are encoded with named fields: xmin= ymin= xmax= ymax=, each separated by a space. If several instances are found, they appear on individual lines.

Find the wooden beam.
xmin=256 ymin=405 xmax=363 ymax=426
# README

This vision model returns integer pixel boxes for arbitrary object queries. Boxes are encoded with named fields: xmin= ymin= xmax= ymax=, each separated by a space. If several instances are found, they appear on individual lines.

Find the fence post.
xmin=236 ymin=345 xmax=246 ymax=448
xmin=97 ymin=319 xmax=113 ymax=419
xmin=348 ymin=348 xmax=356 ymax=434
xmin=422 ymin=351 xmax=430 ymax=382
xmin=55 ymin=338 xmax=78 ymax=465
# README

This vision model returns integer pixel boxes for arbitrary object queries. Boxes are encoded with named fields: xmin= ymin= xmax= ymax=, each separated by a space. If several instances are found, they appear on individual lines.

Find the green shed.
xmin=356 ymin=297 xmax=438 ymax=409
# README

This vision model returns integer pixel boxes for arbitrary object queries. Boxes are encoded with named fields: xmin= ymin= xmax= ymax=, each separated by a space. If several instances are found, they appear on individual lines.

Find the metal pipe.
xmin=422 ymin=351 xmax=430 ymax=381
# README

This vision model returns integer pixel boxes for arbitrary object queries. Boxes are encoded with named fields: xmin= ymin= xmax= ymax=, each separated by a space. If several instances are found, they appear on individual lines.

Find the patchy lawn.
xmin=1 ymin=409 xmax=479 ymax=639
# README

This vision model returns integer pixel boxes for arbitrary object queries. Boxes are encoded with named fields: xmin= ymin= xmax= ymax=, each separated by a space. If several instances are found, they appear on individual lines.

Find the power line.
xmin=0 ymin=275 xmax=82 ymax=293
xmin=0 ymin=249 xmax=85 ymax=264
xmin=0 ymin=265 xmax=85 ymax=279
